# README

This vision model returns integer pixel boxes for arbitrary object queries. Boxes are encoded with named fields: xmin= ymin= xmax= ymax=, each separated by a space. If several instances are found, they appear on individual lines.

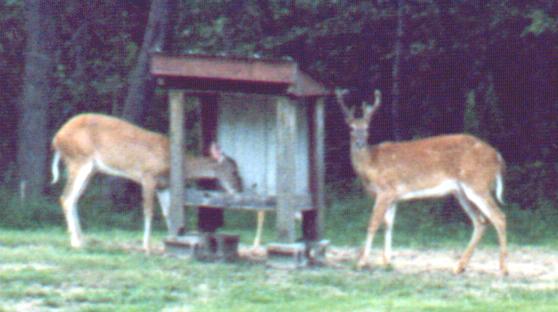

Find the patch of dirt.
xmin=240 ymin=245 xmax=558 ymax=283
xmin=93 ymin=240 xmax=558 ymax=286
xmin=330 ymin=246 xmax=557 ymax=278
xmin=0 ymin=263 xmax=57 ymax=272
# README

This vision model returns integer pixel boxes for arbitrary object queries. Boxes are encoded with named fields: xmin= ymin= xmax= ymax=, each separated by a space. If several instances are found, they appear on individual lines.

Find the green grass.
xmin=1 ymin=187 xmax=557 ymax=311
xmin=1 ymin=228 xmax=557 ymax=311
xmin=321 ymin=191 xmax=558 ymax=248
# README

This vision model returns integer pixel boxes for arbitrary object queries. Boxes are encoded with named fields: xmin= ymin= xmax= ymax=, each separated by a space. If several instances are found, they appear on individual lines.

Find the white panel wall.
xmin=217 ymin=93 xmax=309 ymax=196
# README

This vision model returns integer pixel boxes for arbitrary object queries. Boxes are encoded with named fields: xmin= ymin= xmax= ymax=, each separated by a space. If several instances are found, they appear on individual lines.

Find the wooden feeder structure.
xmin=150 ymin=53 xmax=329 ymax=256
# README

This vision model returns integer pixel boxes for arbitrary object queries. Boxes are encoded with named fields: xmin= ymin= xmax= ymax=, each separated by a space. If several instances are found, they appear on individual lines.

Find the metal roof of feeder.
xmin=150 ymin=53 xmax=330 ymax=97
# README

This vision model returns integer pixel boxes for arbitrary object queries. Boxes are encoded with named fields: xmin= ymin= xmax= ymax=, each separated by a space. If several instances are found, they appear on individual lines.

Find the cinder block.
xmin=306 ymin=239 xmax=330 ymax=265
xmin=197 ymin=233 xmax=239 ymax=262
xmin=267 ymin=242 xmax=307 ymax=269
xmin=215 ymin=233 xmax=240 ymax=262
xmin=164 ymin=233 xmax=203 ymax=258
xmin=164 ymin=232 xmax=239 ymax=262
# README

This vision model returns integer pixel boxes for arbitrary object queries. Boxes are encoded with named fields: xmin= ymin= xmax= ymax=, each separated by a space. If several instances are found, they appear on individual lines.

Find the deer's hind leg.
xmin=453 ymin=187 xmax=487 ymax=274
xmin=60 ymin=160 xmax=95 ymax=248
xmin=461 ymin=185 xmax=508 ymax=275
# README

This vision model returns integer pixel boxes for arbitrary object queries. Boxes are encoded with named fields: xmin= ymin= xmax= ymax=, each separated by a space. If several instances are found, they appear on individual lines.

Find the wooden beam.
xmin=169 ymin=90 xmax=185 ymax=236
xmin=275 ymin=97 xmax=298 ymax=243
xmin=197 ymin=94 xmax=223 ymax=233
xmin=150 ymin=54 xmax=330 ymax=97
xmin=307 ymin=97 xmax=326 ymax=240
xmin=183 ymin=189 xmax=313 ymax=211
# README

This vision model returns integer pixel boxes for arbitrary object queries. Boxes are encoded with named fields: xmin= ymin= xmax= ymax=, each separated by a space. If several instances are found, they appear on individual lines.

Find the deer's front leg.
xmin=156 ymin=189 xmax=172 ymax=234
xmin=383 ymin=204 xmax=397 ymax=266
xmin=253 ymin=211 xmax=265 ymax=248
xmin=141 ymin=179 xmax=157 ymax=254
xmin=358 ymin=195 xmax=394 ymax=269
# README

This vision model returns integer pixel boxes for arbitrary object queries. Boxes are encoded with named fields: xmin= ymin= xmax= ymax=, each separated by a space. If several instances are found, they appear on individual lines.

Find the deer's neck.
xmin=350 ymin=144 xmax=380 ymax=181
xmin=184 ymin=156 xmax=220 ymax=179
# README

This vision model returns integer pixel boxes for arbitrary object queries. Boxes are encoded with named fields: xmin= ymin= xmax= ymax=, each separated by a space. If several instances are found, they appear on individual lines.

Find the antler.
xmin=335 ymin=88 xmax=354 ymax=121
xmin=363 ymin=89 xmax=382 ymax=122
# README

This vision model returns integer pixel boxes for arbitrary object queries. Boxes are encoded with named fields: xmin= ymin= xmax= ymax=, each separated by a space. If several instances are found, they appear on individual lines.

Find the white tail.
xmin=51 ymin=150 xmax=61 ymax=184
xmin=336 ymin=88 xmax=508 ymax=275
xmin=51 ymin=113 xmax=242 ymax=252
xmin=494 ymin=153 xmax=506 ymax=205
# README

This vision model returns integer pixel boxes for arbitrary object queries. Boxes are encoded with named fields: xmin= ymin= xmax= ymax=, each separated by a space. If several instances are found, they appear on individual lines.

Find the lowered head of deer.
xmin=335 ymin=88 xmax=508 ymax=275
xmin=183 ymin=143 xmax=243 ymax=194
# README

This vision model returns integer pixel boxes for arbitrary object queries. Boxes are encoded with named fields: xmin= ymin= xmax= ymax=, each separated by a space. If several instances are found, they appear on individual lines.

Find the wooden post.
xmin=314 ymin=97 xmax=326 ymax=239
xmin=197 ymin=94 xmax=224 ymax=233
xmin=276 ymin=96 xmax=297 ymax=243
xmin=169 ymin=90 xmax=185 ymax=236
xmin=304 ymin=97 xmax=326 ymax=241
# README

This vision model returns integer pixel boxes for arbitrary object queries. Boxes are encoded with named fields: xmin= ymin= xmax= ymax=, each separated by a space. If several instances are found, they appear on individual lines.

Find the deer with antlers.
xmin=51 ymin=113 xmax=242 ymax=252
xmin=335 ymin=88 xmax=508 ymax=275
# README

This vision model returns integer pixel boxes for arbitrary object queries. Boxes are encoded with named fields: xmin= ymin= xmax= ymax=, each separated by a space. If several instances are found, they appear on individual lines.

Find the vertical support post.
xmin=169 ymin=90 xmax=185 ymax=236
xmin=276 ymin=96 xmax=297 ymax=243
xmin=197 ymin=94 xmax=224 ymax=233
xmin=305 ymin=97 xmax=326 ymax=241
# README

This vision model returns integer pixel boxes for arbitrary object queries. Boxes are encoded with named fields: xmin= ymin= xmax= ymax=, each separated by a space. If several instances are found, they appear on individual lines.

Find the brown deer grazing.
xmin=335 ymin=88 xmax=508 ymax=275
xmin=51 ymin=113 xmax=242 ymax=252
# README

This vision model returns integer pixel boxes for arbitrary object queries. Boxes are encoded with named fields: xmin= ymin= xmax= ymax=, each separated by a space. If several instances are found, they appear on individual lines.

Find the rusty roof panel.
xmin=150 ymin=53 xmax=330 ymax=97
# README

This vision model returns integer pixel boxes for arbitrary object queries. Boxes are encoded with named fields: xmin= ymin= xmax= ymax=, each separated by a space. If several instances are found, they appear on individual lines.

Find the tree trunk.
xmin=17 ymin=0 xmax=58 ymax=198
xmin=435 ymin=0 xmax=466 ymax=135
xmin=121 ymin=0 xmax=176 ymax=124
xmin=529 ymin=37 xmax=557 ymax=162
xmin=106 ymin=0 xmax=176 ymax=206
xmin=391 ymin=0 xmax=405 ymax=141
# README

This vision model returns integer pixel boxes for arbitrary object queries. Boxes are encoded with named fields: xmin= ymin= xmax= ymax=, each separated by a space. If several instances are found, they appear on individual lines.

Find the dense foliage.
xmin=1 ymin=1 xmax=557 ymax=214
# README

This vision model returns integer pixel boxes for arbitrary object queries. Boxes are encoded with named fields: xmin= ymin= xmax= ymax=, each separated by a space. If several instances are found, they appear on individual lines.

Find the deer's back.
xmin=354 ymin=134 xmax=503 ymax=192
xmin=53 ymin=113 xmax=170 ymax=178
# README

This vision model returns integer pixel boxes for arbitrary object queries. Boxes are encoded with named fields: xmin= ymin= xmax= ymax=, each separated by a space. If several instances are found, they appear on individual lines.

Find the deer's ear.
xmin=209 ymin=142 xmax=225 ymax=162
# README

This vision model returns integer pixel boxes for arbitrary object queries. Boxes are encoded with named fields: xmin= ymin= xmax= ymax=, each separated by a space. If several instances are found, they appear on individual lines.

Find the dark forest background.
xmin=1 ymin=0 xmax=557 ymax=219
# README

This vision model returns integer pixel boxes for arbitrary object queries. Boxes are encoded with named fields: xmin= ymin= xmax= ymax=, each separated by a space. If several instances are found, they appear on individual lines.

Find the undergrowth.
xmin=1 ymin=178 xmax=556 ymax=249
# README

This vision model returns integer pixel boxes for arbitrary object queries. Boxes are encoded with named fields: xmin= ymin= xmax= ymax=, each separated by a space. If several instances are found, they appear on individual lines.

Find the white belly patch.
xmin=400 ymin=179 xmax=458 ymax=200
xmin=94 ymin=156 xmax=132 ymax=180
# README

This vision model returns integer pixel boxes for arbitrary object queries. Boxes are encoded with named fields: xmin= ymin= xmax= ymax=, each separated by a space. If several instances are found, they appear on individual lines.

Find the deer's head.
xmin=335 ymin=88 xmax=382 ymax=149
xmin=209 ymin=143 xmax=243 ymax=194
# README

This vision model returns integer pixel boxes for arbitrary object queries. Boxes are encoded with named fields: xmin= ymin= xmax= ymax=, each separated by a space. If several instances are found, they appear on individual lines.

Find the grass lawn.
xmin=1 ymin=188 xmax=557 ymax=311
xmin=0 ymin=225 xmax=557 ymax=312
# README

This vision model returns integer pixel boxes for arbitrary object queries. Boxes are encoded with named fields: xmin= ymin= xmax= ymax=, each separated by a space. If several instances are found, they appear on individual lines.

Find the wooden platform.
xmin=184 ymin=189 xmax=313 ymax=212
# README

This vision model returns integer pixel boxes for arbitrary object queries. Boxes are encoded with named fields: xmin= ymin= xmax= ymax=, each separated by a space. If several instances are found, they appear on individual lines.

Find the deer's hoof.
xmin=356 ymin=258 xmax=373 ymax=270
xmin=453 ymin=264 xmax=466 ymax=275
xmin=382 ymin=255 xmax=392 ymax=267
xmin=143 ymin=246 xmax=152 ymax=255
xmin=500 ymin=266 xmax=509 ymax=277
xmin=70 ymin=238 xmax=84 ymax=249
